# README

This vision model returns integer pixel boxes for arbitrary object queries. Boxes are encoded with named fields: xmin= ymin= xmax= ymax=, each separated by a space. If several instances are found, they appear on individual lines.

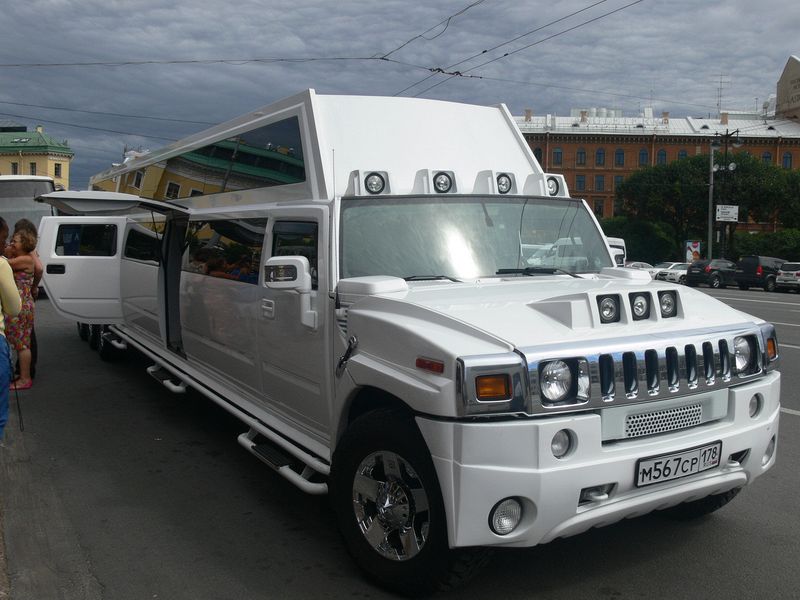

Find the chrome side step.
xmin=238 ymin=429 xmax=328 ymax=495
xmin=146 ymin=364 xmax=187 ymax=394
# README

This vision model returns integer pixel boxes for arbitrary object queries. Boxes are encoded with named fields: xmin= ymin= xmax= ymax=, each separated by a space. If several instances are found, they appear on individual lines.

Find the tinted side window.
xmin=124 ymin=228 xmax=161 ymax=263
xmin=182 ymin=218 xmax=267 ymax=284
xmin=55 ymin=224 xmax=117 ymax=256
xmin=272 ymin=221 xmax=318 ymax=289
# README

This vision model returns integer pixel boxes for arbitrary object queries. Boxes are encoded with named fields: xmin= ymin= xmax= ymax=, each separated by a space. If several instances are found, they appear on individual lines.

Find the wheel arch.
xmin=335 ymin=385 xmax=417 ymax=446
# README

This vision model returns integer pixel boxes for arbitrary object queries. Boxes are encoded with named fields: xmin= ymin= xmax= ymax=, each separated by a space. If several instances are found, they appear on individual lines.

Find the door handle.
xmin=46 ymin=264 xmax=66 ymax=274
xmin=262 ymin=299 xmax=275 ymax=318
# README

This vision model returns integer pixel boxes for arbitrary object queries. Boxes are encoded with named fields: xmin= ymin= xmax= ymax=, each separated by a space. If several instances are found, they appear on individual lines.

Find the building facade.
xmin=516 ymin=55 xmax=800 ymax=221
xmin=0 ymin=121 xmax=74 ymax=189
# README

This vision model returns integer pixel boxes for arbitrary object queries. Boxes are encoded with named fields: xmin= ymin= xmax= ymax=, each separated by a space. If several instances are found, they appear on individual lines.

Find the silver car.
xmin=776 ymin=261 xmax=800 ymax=292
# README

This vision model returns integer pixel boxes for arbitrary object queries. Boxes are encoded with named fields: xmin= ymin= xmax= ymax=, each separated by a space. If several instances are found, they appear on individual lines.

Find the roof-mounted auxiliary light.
xmin=364 ymin=172 xmax=386 ymax=194
xmin=547 ymin=176 xmax=560 ymax=196
xmin=433 ymin=171 xmax=453 ymax=193
xmin=496 ymin=173 xmax=513 ymax=194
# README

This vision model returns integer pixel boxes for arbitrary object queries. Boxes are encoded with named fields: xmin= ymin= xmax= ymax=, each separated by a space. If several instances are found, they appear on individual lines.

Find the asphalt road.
xmin=1 ymin=292 xmax=798 ymax=600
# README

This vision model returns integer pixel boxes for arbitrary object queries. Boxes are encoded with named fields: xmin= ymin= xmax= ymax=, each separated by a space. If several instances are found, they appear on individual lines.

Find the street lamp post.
xmin=707 ymin=129 xmax=740 ymax=259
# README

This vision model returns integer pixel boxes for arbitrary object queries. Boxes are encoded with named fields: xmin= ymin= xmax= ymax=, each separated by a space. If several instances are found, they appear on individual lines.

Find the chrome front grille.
xmin=598 ymin=339 xmax=732 ymax=402
xmin=625 ymin=403 xmax=703 ymax=438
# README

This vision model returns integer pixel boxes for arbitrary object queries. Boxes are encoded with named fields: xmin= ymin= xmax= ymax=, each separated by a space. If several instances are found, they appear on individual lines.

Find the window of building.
xmin=10 ymin=162 xmax=18 ymax=175
xmin=594 ymin=175 xmax=605 ymax=192
xmin=576 ymin=148 xmax=586 ymax=166
xmin=182 ymin=218 xmax=268 ymax=284
xmin=638 ymin=149 xmax=648 ymax=166
xmin=677 ymin=149 xmax=688 ymax=160
xmin=595 ymin=148 xmax=605 ymax=166
xmin=575 ymin=174 xmax=586 ymax=191
xmin=133 ymin=170 xmax=144 ymax=189
xmin=553 ymin=148 xmax=562 ymax=166
xmin=29 ymin=162 xmax=36 ymax=176
xmin=614 ymin=149 xmax=625 ymax=166
xmin=55 ymin=224 xmax=117 ymax=256
xmin=783 ymin=152 xmax=793 ymax=169
xmin=762 ymin=152 xmax=772 ymax=164
xmin=657 ymin=149 xmax=667 ymax=165
xmin=614 ymin=175 xmax=623 ymax=190
xmin=54 ymin=163 xmax=62 ymax=178
xmin=165 ymin=182 xmax=181 ymax=199
xmin=533 ymin=148 xmax=543 ymax=163
xmin=594 ymin=199 xmax=604 ymax=218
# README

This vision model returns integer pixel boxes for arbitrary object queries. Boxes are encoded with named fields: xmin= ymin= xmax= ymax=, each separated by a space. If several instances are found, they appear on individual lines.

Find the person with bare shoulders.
xmin=4 ymin=228 xmax=37 ymax=390
xmin=0 ymin=217 xmax=22 ymax=444
xmin=13 ymin=219 xmax=42 ymax=379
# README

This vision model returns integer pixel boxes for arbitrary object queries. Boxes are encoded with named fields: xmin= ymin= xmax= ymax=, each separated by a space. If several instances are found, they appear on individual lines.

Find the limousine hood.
xmin=343 ymin=275 xmax=760 ymax=355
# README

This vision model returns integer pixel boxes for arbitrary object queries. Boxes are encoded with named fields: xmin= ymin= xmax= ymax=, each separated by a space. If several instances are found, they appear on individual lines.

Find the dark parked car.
xmin=776 ymin=261 xmax=800 ymax=293
xmin=686 ymin=259 xmax=737 ymax=288
xmin=735 ymin=255 xmax=786 ymax=292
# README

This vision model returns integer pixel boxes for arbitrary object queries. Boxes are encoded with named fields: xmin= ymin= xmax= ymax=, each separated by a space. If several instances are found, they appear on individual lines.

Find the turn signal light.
xmin=416 ymin=357 xmax=445 ymax=374
xmin=476 ymin=374 xmax=511 ymax=401
xmin=767 ymin=338 xmax=777 ymax=361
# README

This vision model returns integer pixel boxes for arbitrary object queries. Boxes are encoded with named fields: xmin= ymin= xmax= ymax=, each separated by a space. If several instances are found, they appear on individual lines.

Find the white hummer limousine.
xmin=37 ymin=90 xmax=780 ymax=595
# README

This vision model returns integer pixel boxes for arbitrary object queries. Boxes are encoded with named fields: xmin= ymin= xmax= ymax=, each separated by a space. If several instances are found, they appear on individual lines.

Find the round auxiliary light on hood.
xmin=364 ymin=172 xmax=386 ymax=194
xmin=433 ymin=171 xmax=453 ymax=193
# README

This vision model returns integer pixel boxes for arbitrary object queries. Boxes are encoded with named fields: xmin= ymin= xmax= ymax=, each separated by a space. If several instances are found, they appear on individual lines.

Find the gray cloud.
xmin=1 ymin=0 xmax=796 ymax=188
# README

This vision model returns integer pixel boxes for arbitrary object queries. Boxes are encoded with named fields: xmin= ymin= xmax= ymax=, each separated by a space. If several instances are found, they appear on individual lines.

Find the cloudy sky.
xmin=1 ymin=0 xmax=797 ymax=189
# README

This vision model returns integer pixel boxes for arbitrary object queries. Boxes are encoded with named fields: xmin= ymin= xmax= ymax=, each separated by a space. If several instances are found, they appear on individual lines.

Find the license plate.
xmin=635 ymin=441 xmax=722 ymax=487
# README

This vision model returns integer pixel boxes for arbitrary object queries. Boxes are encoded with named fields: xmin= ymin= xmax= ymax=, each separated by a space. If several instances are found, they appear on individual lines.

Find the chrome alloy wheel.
xmin=352 ymin=451 xmax=431 ymax=561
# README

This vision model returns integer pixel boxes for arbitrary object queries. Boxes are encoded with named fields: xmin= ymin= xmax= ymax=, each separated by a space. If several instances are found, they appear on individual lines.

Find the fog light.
xmin=489 ymin=498 xmax=522 ymax=535
xmin=748 ymin=394 xmax=762 ymax=418
xmin=551 ymin=429 xmax=573 ymax=459
xmin=762 ymin=436 xmax=776 ymax=466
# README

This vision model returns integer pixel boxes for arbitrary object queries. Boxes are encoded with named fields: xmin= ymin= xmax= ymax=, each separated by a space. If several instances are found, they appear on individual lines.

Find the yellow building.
xmin=0 ymin=121 xmax=74 ymax=189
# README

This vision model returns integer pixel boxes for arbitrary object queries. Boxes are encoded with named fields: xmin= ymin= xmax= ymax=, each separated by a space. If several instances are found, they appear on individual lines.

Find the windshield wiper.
xmin=404 ymin=275 xmax=462 ymax=282
xmin=496 ymin=267 xmax=580 ymax=278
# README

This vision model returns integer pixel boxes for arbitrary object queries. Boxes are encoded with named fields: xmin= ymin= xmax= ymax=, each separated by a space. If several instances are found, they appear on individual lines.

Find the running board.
xmin=146 ymin=364 xmax=187 ymax=394
xmin=237 ymin=429 xmax=328 ymax=495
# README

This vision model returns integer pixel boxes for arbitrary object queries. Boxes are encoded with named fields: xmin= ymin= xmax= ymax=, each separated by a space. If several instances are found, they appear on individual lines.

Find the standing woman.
xmin=5 ymin=228 xmax=36 ymax=390
xmin=0 ymin=217 xmax=22 ymax=445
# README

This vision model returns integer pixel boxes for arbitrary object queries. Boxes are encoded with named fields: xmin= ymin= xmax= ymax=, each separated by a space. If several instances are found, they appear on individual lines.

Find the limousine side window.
xmin=123 ymin=214 xmax=165 ymax=263
xmin=182 ymin=217 xmax=267 ymax=284
xmin=55 ymin=224 xmax=117 ymax=256
xmin=272 ymin=221 xmax=318 ymax=289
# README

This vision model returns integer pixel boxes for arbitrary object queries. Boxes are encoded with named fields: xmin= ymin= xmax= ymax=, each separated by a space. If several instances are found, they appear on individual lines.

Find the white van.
xmin=37 ymin=90 xmax=780 ymax=595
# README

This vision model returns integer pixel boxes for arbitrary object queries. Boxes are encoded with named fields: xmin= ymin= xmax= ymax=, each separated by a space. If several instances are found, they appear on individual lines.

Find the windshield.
xmin=340 ymin=196 xmax=612 ymax=279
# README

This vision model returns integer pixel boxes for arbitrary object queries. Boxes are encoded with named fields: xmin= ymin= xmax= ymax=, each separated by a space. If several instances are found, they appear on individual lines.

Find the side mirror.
xmin=611 ymin=248 xmax=624 ymax=266
xmin=265 ymin=256 xmax=312 ymax=292
xmin=264 ymin=256 xmax=317 ymax=330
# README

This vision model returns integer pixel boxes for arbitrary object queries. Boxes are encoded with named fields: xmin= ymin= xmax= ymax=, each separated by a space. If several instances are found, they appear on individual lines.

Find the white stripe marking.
xmin=771 ymin=321 xmax=800 ymax=327
xmin=714 ymin=296 xmax=800 ymax=307
xmin=780 ymin=343 xmax=800 ymax=350
xmin=782 ymin=407 xmax=800 ymax=417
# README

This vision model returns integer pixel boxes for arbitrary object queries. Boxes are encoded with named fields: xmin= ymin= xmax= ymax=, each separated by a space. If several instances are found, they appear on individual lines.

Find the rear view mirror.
xmin=611 ymin=248 xmax=625 ymax=266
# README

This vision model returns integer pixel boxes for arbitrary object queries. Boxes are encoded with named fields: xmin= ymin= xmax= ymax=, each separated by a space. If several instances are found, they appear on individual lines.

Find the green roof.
xmin=0 ymin=129 xmax=73 ymax=156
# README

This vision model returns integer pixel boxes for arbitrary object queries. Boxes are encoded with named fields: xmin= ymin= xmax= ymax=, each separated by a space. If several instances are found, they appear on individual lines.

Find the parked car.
xmin=686 ymin=259 xmax=737 ymax=288
xmin=659 ymin=263 xmax=690 ymax=284
xmin=625 ymin=261 xmax=653 ymax=271
xmin=649 ymin=261 xmax=683 ymax=279
xmin=734 ymin=256 xmax=786 ymax=292
xmin=776 ymin=262 xmax=800 ymax=292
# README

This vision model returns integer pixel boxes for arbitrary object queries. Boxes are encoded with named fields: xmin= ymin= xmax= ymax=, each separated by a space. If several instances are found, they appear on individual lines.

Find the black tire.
xmin=88 ymin=324 xmax=102 ymax=350
xmin=97 ymin=328 xmax=121 ymax=362
xmin=764 ymin=278 xmax=776 ymax=292
xmin=659 ymin=487 xmax=741 ymax=520
xmin=709 ymin=274 xmax=721 ymax=289
xmin=77 ymin=322 xmax=90 ymax=341
xmin=330 ymin=408 xmax=490 ymax=596
xmin=738 ymin=284 xmax=749 ymax=291
xmin=678 ymin=275 xmax=686 ymax=285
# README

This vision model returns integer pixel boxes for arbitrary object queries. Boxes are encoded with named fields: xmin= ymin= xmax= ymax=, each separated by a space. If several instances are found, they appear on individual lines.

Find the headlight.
xmin=597 ymin=295 xmax=620 ymax=323
xmin=733 ymin=336 xmax=754 ymax=372
xmin=433 ymin=171 xmax=453 ymax=193
xmin=496 ymin=173 xmax=513 ymax=194
xmin=364 ymin=172 xmax=385 ymax=194
xmin=658 ymin=291 xmax=677 ymax=318
xmin=540 ymin=360 xmax=572 ymax=402
xmin=630 ymin=293 xmax=650 ymax=320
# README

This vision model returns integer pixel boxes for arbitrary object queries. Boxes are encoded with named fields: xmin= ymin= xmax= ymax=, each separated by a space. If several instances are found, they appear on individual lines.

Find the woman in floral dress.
xmin=5 ymin=229 xmax=37 ymax=390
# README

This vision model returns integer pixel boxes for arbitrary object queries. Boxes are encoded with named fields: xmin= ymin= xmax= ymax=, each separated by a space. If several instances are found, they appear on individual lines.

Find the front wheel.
xmin=330 ymin=408 xmax=488 ymax=595
xmin=710 ymin=274 xmax=721 ymax=288
xmin=678 ymin=275 xmax=686 ymax=285
xmin=659 ymin=488 xmax=741 ymax=520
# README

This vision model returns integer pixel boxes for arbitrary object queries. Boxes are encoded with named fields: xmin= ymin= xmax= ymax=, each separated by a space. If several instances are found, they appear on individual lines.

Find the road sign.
xmin=716 ymin=205 xmax=739 ymax=222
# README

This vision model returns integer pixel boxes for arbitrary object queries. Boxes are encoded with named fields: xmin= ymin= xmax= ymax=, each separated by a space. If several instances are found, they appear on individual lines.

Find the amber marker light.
xmin=416 ymin=357 xmax=445 ymax=374
xmin=767 ymin=338 xmax=778 ymax=361
xmin=476 ymin=374 xmax=511 ymax=401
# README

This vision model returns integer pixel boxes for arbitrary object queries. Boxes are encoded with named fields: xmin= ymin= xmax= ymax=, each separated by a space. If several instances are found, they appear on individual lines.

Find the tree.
xmin=600 ymin=216 xmax=676 ymax=263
